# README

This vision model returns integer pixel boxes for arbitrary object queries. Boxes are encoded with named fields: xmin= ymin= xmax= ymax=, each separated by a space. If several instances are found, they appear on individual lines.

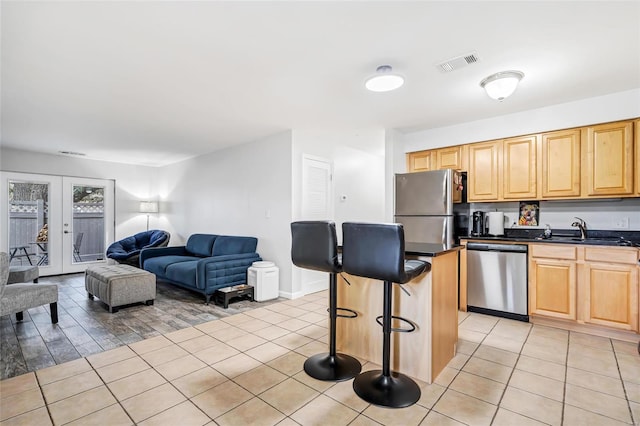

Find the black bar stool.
xmin=290 ymin=221 xmax=362 ymax=381
xmin=341 ymin=222 xmax=431 ymax=408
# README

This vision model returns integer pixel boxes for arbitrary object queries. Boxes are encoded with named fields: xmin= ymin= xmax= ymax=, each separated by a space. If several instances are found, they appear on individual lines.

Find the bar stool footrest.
xmin=336 ymin=307 xmax=358 ymax=319
xmin=353 ymin=370 xmax=421 ymax=408
xmin=375 ymin=315 xmax=417 ymax=333
xmin=304 ymin=352 xmax=362 ymax=382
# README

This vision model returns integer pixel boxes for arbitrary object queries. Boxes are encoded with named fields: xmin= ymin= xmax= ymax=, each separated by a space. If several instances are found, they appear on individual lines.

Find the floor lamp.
xmin=139 ymin=201 xmax=159 ymax=231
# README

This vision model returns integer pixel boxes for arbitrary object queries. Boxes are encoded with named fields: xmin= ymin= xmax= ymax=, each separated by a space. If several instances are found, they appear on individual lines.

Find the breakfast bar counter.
xmin=336 ymin=245 xmax=462 ymax=384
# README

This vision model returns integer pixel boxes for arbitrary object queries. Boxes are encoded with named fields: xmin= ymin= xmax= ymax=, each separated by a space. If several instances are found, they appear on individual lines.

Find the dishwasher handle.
xmin=466 ymin=242 xmax=528 ymax=253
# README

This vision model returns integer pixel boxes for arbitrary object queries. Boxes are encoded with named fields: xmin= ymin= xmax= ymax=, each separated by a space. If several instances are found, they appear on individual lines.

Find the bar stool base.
xmin=304 ymin=353 xmax=362 ymax=381
xmin=353 ymin=370 xmax=421 ymax=408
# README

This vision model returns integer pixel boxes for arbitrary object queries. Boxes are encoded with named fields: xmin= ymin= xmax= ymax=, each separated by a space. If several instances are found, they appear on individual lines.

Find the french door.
xmin=1 ymin=172 xmax=115 ymax=276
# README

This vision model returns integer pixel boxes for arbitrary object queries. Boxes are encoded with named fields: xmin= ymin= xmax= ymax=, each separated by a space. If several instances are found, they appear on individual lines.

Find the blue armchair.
xmin=106 ymin=230 xmax=170 ymax=267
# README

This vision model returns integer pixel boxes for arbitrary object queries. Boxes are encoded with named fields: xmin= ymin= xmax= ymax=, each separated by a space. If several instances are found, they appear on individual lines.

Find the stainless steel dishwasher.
xmin=466 ymin=242 xmax=529 ymax=322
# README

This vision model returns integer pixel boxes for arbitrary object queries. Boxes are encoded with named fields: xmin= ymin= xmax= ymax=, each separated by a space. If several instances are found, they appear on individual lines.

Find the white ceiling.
xmin=2 ymin=1 xmax=639 ymax=167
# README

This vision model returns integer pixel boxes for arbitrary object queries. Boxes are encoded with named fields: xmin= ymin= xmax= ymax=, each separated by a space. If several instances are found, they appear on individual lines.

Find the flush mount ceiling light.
xmin=365 ymin=65 xmax=404 ymax=92
xmin=480 ymin=70 xmax=524 ymax=101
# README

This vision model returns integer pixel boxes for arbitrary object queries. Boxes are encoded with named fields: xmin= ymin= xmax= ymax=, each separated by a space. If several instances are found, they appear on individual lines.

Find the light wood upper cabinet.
xmin=468 ymin=140 xmax=501 ymax=201
xmin=583 ymin=120 xmax=634 ymax=196
xmin=635 ymin=119 xmax=640 ymax=195
xmin=541 ymin=129 xmax=581 ymax=198
xmin=503 ymin=135 xmax=537 ymax=199
xmin=407 ymin=151 xmax=434 ymax=172
xmin=408 ymin=146 xmax=467 ymax=173
xmin=406 ymin=117 xmax=638 ymax=199
xmin=435 ymin=146 xmax=463 ymax=170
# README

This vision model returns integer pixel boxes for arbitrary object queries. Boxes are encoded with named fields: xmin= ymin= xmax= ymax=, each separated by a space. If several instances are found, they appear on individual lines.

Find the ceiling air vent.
xmin=436 ymin=52 xmax=480 ymax=73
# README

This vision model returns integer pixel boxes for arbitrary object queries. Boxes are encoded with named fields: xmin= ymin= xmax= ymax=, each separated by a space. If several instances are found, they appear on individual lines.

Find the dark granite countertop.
xmin=461 ymin=229 xmax=640 ymax=248
xmin=405 ymin=242 xmax=463 ymax=257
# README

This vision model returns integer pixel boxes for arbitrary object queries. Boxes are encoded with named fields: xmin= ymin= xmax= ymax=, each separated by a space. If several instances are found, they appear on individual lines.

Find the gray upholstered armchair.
xmin=0 ymin=252 xmax=59 ymax=323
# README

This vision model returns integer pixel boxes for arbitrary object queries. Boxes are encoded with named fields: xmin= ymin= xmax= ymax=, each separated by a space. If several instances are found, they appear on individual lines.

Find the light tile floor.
xmin=1 ymin=292 xmax=639 ymax=425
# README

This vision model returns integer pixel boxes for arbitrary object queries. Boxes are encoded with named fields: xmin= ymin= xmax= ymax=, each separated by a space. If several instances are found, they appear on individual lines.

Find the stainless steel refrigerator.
xmin=394 ymin=169 xmax=466 ymax=245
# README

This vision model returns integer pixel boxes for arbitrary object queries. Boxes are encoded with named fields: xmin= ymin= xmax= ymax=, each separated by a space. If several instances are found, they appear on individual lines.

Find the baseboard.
xmin=304 ymin=279 xmax=328 ymax=296
xmin=530 ymin=315 xmax=640 ymax=343
xmin=278 ymin=280 xmax=327 ymax=300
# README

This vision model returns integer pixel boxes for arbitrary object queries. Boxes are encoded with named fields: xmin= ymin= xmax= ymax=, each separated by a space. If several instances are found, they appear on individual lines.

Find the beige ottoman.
xmin=85 ymin=264 xmax=156 ymax=313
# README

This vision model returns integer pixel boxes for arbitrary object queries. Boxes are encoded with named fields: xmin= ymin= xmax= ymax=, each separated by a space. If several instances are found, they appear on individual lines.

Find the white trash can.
xmin=248 ymin=261 xmax=279 ymax=302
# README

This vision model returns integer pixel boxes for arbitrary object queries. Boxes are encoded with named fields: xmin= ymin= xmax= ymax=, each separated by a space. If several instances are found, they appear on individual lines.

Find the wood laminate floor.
xmin=0 ymin=273 xmax=281 ymax=380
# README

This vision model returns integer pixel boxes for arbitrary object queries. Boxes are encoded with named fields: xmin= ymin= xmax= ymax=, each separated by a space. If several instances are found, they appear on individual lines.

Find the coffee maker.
xmin=471 ymin=211 xmax=486 ymax=236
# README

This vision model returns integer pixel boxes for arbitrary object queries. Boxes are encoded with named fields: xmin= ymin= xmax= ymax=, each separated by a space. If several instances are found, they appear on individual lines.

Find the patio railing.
xmin=9 ymin=201 xmax=105 ymax=265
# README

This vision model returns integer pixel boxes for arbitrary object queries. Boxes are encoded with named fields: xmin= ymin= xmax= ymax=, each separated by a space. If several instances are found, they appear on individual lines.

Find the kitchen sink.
xmin=540 ymin=236 xmax=633 ymax=246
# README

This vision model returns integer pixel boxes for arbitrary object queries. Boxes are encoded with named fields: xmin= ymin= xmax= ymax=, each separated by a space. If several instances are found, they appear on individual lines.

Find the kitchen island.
xmin=336 ymin=243 xmax=462 ymax=384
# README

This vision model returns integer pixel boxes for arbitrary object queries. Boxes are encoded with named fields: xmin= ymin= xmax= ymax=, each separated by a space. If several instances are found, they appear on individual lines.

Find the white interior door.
xmin=1 ymin=172 xmax=114 ymax=276
xmin=300 ymin=155 xmax=334 ymax=294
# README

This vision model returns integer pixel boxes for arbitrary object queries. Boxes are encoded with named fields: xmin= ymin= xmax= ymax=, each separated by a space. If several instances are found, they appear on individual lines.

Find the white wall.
xmin=402 ymin=89 xmax=640 ymax=152
xmin=384 ymin=129 xmax=406 ymax=222
xmin=291 ymin=128 xmax=386 ymax=298
xmin=160 ymin=131 xmax=293 ymax=295
xmin=0 ymin=147 xmax=163 ymax=240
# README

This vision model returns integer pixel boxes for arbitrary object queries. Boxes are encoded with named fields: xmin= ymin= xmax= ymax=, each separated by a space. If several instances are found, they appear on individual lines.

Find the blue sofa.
xmin=140 ymin=234 xmax=261 ymax=304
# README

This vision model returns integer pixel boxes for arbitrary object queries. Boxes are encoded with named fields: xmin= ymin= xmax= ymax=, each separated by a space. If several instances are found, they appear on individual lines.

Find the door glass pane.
xmin=8 ymin=181 xmax=49 ymax=266
xmin=72 ymin=185 xmax=105 ymax=263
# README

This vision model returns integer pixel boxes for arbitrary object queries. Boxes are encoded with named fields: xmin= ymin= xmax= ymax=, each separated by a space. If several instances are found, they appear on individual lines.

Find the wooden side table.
xmin=214 ymin=285 xmax=254 ymax=308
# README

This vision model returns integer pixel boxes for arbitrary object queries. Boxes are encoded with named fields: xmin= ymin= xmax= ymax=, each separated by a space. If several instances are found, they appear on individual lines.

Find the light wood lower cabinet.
xmin=529 ymin=243 xmax=640 ymax=333
xmin=530 ymin=258 xmax=576 ymax=320
xmin=529 ymin=244 xmax=577 ymax=320
xmin=582 ymin=248 xmax=639 ymax=332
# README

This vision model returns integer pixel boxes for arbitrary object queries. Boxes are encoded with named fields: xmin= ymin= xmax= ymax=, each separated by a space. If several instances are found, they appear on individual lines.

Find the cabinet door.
xmin=436 ymin=146 xmax=462 ymax=170
xmin=529 ymin=258 xmax=576 ymax=320
xmin=503 ymin=135 xmax=537 ymax=199
xmin=633 ymin=120 xmax=640 ymax=195
xmin=468 ymin=140 xmax=501 ymax=201
xmin=583 ymin=121 xmax=634 ymax=196
xmin=407 ymin=151 xmax=434 ymax=172
xmin=541 ymin=129 xmax=581 ymax=198
xmin=583 ymin=262 xmax=638 ymax=331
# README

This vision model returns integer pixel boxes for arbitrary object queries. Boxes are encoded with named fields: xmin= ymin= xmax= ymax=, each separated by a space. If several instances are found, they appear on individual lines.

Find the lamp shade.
xmin=365 ymin=65 xmax=404 ymax=92
xmin=480 ymin=71 xmax=524 ymax=101
xmin=139 ymin=201 xmax=159 ymax=213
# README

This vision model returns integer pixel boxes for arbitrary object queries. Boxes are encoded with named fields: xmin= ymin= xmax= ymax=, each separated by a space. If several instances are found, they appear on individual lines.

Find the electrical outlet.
xmin=613 ymin=217 xmax=629 ymax=229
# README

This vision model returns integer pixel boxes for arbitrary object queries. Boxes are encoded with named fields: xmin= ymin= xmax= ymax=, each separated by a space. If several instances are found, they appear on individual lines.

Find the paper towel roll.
xmin=487 ymin=212 xmax=505 ymax=236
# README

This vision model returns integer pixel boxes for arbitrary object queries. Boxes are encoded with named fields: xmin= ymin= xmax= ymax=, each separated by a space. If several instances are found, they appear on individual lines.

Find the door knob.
xmin=64 ymin=230 xmax=70 ymax=234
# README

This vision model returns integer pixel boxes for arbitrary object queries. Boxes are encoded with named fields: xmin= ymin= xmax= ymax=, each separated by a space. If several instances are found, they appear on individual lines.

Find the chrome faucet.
xmin=571 ymin=217 xmax=587 ymax=240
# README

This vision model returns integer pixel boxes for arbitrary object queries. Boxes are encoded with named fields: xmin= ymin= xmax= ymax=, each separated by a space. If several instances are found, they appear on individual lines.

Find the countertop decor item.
xmin=519 ymin=201 xmax=539 ymax=226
